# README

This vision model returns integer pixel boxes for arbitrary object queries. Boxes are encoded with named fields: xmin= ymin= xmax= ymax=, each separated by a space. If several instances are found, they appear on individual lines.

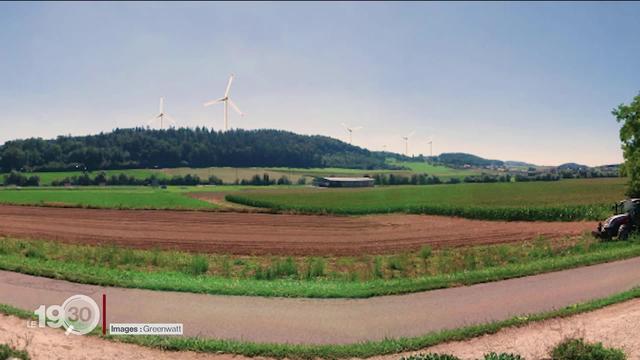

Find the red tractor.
xmin=593 ymin=198 xmax=640 ymax=240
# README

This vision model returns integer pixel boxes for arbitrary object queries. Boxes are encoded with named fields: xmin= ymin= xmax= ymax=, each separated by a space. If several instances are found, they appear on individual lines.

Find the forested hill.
xmin=0 ymin=128 xmax=394 ymax=172
xmin=435 ymin=153 xmax=504 ymax=167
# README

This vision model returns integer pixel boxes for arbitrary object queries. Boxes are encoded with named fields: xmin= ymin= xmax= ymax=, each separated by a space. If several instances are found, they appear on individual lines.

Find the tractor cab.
xmin=594 ymin=198 xmax=640 ymax=240
xmin=617 ymin=199 xmax=640 ymax=218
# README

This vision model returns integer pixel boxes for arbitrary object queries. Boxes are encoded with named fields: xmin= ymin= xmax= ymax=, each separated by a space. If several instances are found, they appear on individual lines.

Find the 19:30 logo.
xmin=34 ymin=295 xmax=100 ymax=335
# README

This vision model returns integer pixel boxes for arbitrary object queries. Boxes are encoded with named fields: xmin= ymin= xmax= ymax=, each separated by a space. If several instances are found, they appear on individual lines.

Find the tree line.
xmin=0 ymin=128 xmax=397 ymax=172
xmin=1 ymin=170 xmax=308 ymax=187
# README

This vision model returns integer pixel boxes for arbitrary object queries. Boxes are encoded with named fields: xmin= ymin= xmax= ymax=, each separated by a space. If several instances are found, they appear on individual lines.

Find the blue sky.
xmin=1 ymin=2 xmax=639 ymax=166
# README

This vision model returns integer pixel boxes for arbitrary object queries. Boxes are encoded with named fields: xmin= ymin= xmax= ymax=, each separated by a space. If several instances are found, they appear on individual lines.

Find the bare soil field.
xmin=0 ymin=205 xmax=594 ymax=256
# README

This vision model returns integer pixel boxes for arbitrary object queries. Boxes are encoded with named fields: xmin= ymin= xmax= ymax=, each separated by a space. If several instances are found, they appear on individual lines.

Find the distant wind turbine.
xmin=402 ymin=131 xmax=415 ymax=156
xmin=426 ymin=138 xmax=433 ymax=157
xmin=147 ymin=97 xmax=176 ymax=129
xmin=341 ymin=123 xmax=363 ymax=144
xmin=203 ymin=74 xmax=244 ymax=131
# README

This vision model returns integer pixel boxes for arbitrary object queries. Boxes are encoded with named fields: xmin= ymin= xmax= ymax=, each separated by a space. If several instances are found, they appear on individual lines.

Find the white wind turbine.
xmin=341 ymin=123 xmax=363 ymax=144
xmin=203 ymin=74 xmax=244 ymax=131
xmin=426 ymin=138 xmax=433 ymax=157
xmin=402 ymin=131 xmax=415 ymax=156
xmin=147 ymin=97 xmax=176 ymax=129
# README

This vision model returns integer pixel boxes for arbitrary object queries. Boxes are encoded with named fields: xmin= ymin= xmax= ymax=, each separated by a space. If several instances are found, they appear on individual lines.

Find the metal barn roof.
xmin=322 ymin=177 xmax=374 ymax=182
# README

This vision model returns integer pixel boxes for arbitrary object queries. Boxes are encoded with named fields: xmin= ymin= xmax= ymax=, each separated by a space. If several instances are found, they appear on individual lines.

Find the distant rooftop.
xmin=322 ymin=177 xmax=374 ymax=182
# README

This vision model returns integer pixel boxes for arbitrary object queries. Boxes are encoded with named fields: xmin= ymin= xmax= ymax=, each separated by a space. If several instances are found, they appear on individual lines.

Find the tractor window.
xmin=623 ymin=201 xmax=635 ymax=212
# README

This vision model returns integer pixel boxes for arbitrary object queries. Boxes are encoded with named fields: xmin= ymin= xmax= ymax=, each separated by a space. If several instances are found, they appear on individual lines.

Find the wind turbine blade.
xmin=407 ymin=131 xmax=415 ymax=138
xmin=165 ymin=113 xmax=177 ymax=126
xmin=159 ymin=97 xmax=164 ymax=113
xmin=228 ymin=99 xmax=244 ymax=116
xmin=224 ymin=74 xmax=234 ymax=97
xmin=341 ymin=123 xmax=350 ymax=129
xmin=352 ymin=126 xmax=363 ymax=131
xmin=203 ymin=98 xmax=226 ymax=107
xmin=147 ymin=117 xmax=158 ymax=126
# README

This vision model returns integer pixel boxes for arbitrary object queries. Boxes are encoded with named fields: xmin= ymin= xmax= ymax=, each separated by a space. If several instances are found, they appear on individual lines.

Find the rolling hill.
xmin=0 ymin=128 xmax=397 ymax=172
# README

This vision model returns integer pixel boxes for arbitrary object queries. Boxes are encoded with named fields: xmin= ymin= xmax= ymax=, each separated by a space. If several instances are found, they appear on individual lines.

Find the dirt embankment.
xmin=0 ymin=205 xmax=594 ymax=255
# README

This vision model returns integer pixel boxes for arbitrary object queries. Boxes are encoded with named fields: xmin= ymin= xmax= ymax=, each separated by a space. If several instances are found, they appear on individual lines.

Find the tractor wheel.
xmin=618 ymin=225 xmax=630 ymax=240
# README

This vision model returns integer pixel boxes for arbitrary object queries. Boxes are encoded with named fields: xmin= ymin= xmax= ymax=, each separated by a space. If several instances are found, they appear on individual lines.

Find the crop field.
xmin=227 ymin=178 xmax=627 ymax=221
xmin=0 ymin=186 xmax=220 ymax=210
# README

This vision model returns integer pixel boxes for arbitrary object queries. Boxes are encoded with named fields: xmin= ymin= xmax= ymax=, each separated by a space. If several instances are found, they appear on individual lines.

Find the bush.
xmin=94 ymin=171 xmax=108 ymax=185
xmin=3 ymin=171 xmax=39 ymax=186
xmin=277 ymin=176 xmax=291 ymax=185
xmin=186 ymin=255 xmax=209 ymax=275
xmin=305 ymin=257 xmax=326 ymax=279
xmin=254 ymin=257 xmax=299 ymax=280
xmin=297 ymin=177 xmax=307 ymax=185
xmin=374 ymin=173 xmax=442 ymax=186
xmin=0 ymin=344 xmax=30 ymax=360
xmin=373 ymin=256 xmax=384 ymax=279
xmin=208 ymin=175 xmax=223 ymax=185
xmin=240 ymin=173 xmax=276 ymax=186
xmin=387 ymin=254 xmax=408 ymax=272
xmin=169 ymin=174 xmax=201 ymax=186
xmin=551 ymin=338 xmax=626 ymax=360
xmin=419 ymin=245 xmax=432 ymax=260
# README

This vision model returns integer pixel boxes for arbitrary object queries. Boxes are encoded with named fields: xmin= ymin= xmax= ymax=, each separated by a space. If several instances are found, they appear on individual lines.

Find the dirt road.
xmin=0 ymin=205 xmax=594 ymax=255
xmin=1 ymin=257 xmax=639 ymax=345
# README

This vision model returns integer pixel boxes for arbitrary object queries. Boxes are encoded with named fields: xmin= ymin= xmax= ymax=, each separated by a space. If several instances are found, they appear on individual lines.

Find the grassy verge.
xmin=1 ymin=287 xmax=639 ymax=359
xmin=1 ymin=236 xmax=639 ymax=298
xmin=225 ymin=179 xmax=625 ymax=221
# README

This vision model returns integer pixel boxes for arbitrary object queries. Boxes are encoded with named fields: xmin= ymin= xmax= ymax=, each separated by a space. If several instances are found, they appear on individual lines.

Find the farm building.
xmin=315 ymin=177 xmax=375 ymax=188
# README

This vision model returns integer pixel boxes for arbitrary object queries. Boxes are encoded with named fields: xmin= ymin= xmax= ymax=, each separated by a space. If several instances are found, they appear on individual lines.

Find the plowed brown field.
xmin=0 ymin=205 xmax=595 ymax=255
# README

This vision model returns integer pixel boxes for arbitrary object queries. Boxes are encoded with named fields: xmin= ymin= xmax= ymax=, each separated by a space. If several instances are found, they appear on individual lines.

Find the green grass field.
xmin=226 ymin=178 xmax=627 ymax=221
xmin=0 ymin=186 xmax=218 ymax=210
xmin=387 ymin=160 xmax=482 ymax=177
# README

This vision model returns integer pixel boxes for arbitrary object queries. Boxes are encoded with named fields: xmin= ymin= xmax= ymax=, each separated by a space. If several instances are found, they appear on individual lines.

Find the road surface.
xmin=0 ymin=257 xmax=638 ymax=344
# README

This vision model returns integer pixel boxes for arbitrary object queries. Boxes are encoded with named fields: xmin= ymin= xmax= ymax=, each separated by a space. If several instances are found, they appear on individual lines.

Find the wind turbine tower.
xmin=203 ymin=74 xmax=244 ymax=131
xmin=147 ymin=97 xmax=176 ymax=129
xmin=402 ymin=131 xmax=415 ymax=156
